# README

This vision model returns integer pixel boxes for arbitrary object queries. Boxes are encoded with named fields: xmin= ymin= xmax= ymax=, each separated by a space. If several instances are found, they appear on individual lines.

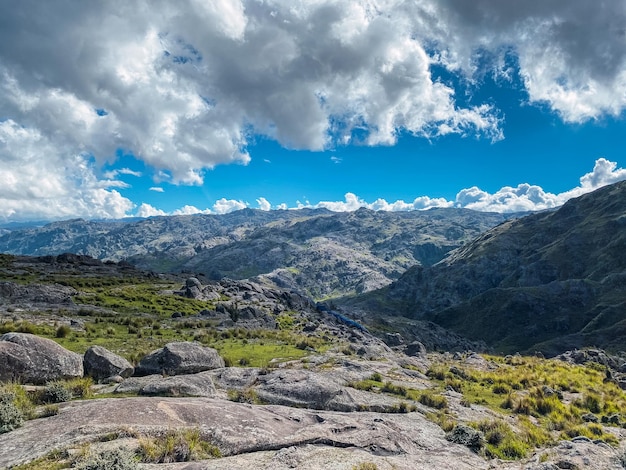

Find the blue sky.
xmin=2 ymin=1 xmax=626 ymax=221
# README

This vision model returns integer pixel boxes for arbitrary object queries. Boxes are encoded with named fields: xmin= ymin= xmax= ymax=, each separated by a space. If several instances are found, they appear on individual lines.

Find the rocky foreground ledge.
xmin=1 ymin=394 xmax=624 ymax=470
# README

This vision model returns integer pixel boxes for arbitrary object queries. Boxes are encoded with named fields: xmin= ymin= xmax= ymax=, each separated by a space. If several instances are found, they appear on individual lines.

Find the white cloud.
xmin=293 ymin=158 xmax=626 ymax=214
xmin=2 ymin=2 xmax=626 ymax=221
xmin=103 ymin=168 xmax=142 ymax=179
xmin=257 ymin=197 xmax=271 ymax=211
xmin=454 ymin=158 xmax=626 ymax=213
xmin=212 ymin=198 xmax=248 ymax=214
xmin=133 ymin=158 xmax=626 ymax=219
xmin=0 ymin=120 xmax=134 ymax=222
xmin=172 ymin=205 xmax=211 ymax=215
xmin=330 ymin=156 xmax=342 ymax=164
xmin=136 ymin=203 xmax=167 ymax=218
xmin=149 ymin=187 xmax=165 ymax=193
xmin=0 ymin=0 xmax=507 ymax=198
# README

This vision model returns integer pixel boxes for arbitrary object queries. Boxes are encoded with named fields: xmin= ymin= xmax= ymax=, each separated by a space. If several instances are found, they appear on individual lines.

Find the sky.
xmin=1 ymin=0 xmax=626 ymax=222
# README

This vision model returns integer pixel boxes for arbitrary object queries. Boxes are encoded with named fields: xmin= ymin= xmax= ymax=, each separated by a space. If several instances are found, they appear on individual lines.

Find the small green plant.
xmin=73 ymin=447 xmax=138 ymax=470
xmin=138 ymin=429 xmax=220 ymax=463
xmin=0 ymin=392 xmax=24 ymax=433
xmin=227 ymin=388 xmax=260 ymax=404
xmin=55 ymin=324 xmax=72 ymax=338
xmin=352 ymin=463 xmax=378 ymax=470
xmin=381 ymin=381 xmax=408 ymax=397
xmin=418 ymin=390 xmax=447 ymax=409
xmin=43 ymin=382 xmax=73 ymax=403
xmin=39 ymin=404 xmax=60 ymax=418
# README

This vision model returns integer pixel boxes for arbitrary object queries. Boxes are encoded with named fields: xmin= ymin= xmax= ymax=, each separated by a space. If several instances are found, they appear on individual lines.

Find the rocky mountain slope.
xmin=2 ymin=256 xmax=626 ymax=469
xmin=349 ymin=181 xmax=626 ymax=355
xmin=0 ymin=208 xmax=510 ymax=300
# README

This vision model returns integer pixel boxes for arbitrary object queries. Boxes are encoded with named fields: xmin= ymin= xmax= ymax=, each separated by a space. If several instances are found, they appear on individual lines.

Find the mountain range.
xmin=346 ymin=180 xmax=626 ymax=355
xmin=0 ymin=207 xmax=510 ymax=300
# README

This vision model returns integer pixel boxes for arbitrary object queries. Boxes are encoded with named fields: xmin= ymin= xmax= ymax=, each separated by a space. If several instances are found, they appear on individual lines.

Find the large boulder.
xmin=134 ymin=342 xmax=224 ymax=376
xmin=83 ymin=345 xmax=134 ymax=381
xmin=255 ymin=369 xmax=346 ymax=410
xmin=115 ymin=371 xmax=217 ymax=397
xmin=0 ymin=333 xmax=83 ymax=384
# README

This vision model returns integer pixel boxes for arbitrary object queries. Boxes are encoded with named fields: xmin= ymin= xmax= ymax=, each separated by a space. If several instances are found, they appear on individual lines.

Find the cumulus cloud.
xmin=293 ymin=158 xmax=626 ymax=214
xmin=135 ymin=203 xmax=166 ymax=218
xmin=172 ymin=205 xmax=211 ymax=215
xmin=0 ymin=120 xmax=134 ymax=222
xmin=149 ymin=187 xmax=165 ymax=193
xmin=454 ymin=158 xmax=626 ymax=212
xmin=129 ymin=158 xmax=626 ymax=218
xmin=2 ymin=1 xmax=626 ymax=221
xmin=257 ymin=197 xmax=271 ymax=211
xmin=212 ymin=198 xmax=248 ymax=215
xmin=0 ymin=1 xmax=505 ymax=193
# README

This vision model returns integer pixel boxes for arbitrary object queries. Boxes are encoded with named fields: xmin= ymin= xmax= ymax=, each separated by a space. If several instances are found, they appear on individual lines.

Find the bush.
xmin=138 ymin=429 xmax=220 ymax=463
xmin=227 ymin=388 xmax=260 ymax=404
xmin=65 ymin=377 xmax=94 ymax=399
xmin=43 ymin=382 xmax=73 ymax=403
xmin=0 ymin=393 xmax=24 ymax=433
xmin=74 ymin=447 xmax=138 ymax=470
xmin=56 ymin=324 xmax=72 ymax=338
xmin=418 ymin=391 xmax=447 ymax=409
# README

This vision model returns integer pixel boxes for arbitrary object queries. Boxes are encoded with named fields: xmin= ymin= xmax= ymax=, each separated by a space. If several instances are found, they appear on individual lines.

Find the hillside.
xmin=350 ymin=181 xmax=626 ymax=355
xmin=2 ymin=254 xmax=626 ymax=469
xmin=0 ymin=208 xmax=510 ymax=300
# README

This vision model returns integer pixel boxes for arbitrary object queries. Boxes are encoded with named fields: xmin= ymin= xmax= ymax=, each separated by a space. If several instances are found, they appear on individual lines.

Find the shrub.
xmin=369 ymin=372 xmax=382 ymax=382
xmin=352 ymin=463 xmax=378 ymax=470
xmin=0 ymin=393 xmax=24 ymax=433
xmin=66 ymin=377 xmax=94 ymax=399
xmin=56 ymin=325 xmax=72 ymax=338
xmin=418 ymin=391 xmax=447 ymax=409
xmin=381 ymin=381 xmax=407 ymax=397
xmin=492 ymin=383 xmax=511 ymax=395
xmin=74 ymin=447 xmax=138 ymax=470
xmin=227 ymin=388 xmax=260 ymax=404
xmin=138 ymin=429 xmax=220 ymax=463
xmin=43 ymin=382 xmax=73 ymax=403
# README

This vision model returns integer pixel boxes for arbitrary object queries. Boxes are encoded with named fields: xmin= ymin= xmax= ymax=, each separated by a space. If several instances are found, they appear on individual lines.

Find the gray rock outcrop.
xmin=134 ymin=342 xmax=224 ymax=376
xmin=0 ymin=333 xmax=83 ymax=384
xmin=83 ymin=345 xmax=134 ymax=381
xmin=255 ymin=369 xmax=351 ymax=410
xmin=115 ymin=371 xmax=217 ymax=397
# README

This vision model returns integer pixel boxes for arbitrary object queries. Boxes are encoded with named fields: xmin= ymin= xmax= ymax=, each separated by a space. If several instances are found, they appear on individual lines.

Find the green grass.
xmin=74 ymin=283 xmax=216 ymax=317
xmin=425 ymin=353 xmax=626 ymax=459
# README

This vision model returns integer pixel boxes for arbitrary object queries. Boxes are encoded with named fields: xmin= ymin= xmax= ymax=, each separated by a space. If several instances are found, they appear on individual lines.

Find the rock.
xmin=255 ymin=369 xmax=345 ymax=410
xmin=182 ymin=277 xmax=203 ymax=299
xmin=384 ymin=333 xmax=404 ymax=346
xmin=0 ymin=282 xmax=77 ymax=305
xmin=0 ymin=396 xmax=490 ymax=469
xmin=209 ymin=367 xmax=260 ymax=390
xmin=84 ymin=345 xmax=134 ymax=381
xmin=115 ymin=372 xmax=217 ymax=397
xmin=446 ymin=424 xmax=484 ymax=453
xmin=581 ymin=413 xmax=599 ymax=423
xmin=0 ymin=333 xmax=83 ymax=384
xmin=405 ymin=341 xmax=427 ymax=357
xmin=134 ymin=342 xmax=224 ymax=376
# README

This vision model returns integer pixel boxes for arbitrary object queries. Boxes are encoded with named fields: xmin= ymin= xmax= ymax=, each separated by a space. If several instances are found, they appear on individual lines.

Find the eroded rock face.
xmin=83 ymin=345 xmax=134 ymax=381
xmin=255 ymin=369 xmax=348 ymax=410
xmin=115 ymin=371 xmax=217 ymax=397
xmin=0 ymin=333 xmax=83 ymax=384
xmin=0 ymin=282 xmax=77 ymax=305
xmin=134 ymin=342 xmax=225 ymax=376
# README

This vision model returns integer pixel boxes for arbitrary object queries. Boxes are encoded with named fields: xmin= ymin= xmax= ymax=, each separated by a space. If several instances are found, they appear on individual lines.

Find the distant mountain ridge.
xmin=350 ymin=180 xmax=626 ymax=355
xmin=0 ymin=207 xmax=511 ymax=300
